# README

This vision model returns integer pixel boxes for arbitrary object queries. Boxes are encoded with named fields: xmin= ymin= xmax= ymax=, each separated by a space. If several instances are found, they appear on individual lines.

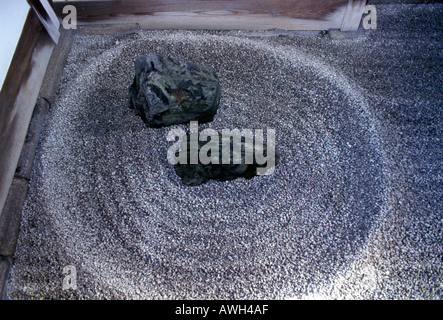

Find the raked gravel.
xmin=6 ymin=4 xmax=442 ymax=299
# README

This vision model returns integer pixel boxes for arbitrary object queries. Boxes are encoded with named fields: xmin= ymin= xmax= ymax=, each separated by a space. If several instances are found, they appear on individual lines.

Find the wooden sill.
xmin=0 ymin=10 xmax=55 ymax=216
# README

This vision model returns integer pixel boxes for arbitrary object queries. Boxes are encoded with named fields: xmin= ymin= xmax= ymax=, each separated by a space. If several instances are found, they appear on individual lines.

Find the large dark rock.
xmin=173 ymin=132 xmax=278 ymax=186
xmin=129 ymin=53 xmax=221 ymax=127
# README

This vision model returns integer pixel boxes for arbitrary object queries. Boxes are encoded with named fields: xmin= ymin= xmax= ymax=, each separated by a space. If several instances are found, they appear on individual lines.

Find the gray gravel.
xmin=6 ymin=4 xmax=443 ymax=299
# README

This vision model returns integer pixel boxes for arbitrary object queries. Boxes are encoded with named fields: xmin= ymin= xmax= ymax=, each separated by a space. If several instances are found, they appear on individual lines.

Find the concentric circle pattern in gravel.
xmin=7 ymin=4 xmax=443 ymax=300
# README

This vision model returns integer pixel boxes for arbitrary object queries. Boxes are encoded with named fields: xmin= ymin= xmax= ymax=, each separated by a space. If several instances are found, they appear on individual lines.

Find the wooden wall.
xmin=53 ymin=0 xmax=367 ymax=31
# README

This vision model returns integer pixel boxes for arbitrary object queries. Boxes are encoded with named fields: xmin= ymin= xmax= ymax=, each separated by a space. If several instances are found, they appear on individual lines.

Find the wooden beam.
xmin=27 ymin=0 xmax=61 ymax=44
xmin=52 ymin=0 xmax=365 ymax=31
xmin=0 ymin=11 xmax=54 ymax=216
xmin=341 ymin=0 xmax=367 ymax=31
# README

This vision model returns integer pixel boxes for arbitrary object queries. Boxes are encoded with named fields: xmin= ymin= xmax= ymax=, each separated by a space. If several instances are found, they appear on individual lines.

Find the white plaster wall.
xmin=0 ymin=0 xmax=30 ymax=92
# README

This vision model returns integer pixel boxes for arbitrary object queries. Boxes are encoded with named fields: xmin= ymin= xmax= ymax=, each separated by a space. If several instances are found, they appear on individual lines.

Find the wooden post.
xmin=27 ymin=0 xmax=61 ymax=44
xmin=340 ymin=0 xmax=367 ymax=31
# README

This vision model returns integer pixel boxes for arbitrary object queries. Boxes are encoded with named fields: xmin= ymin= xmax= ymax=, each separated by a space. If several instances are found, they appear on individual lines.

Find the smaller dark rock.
xmin=173 ymin=132 xmax=278 ymax=186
